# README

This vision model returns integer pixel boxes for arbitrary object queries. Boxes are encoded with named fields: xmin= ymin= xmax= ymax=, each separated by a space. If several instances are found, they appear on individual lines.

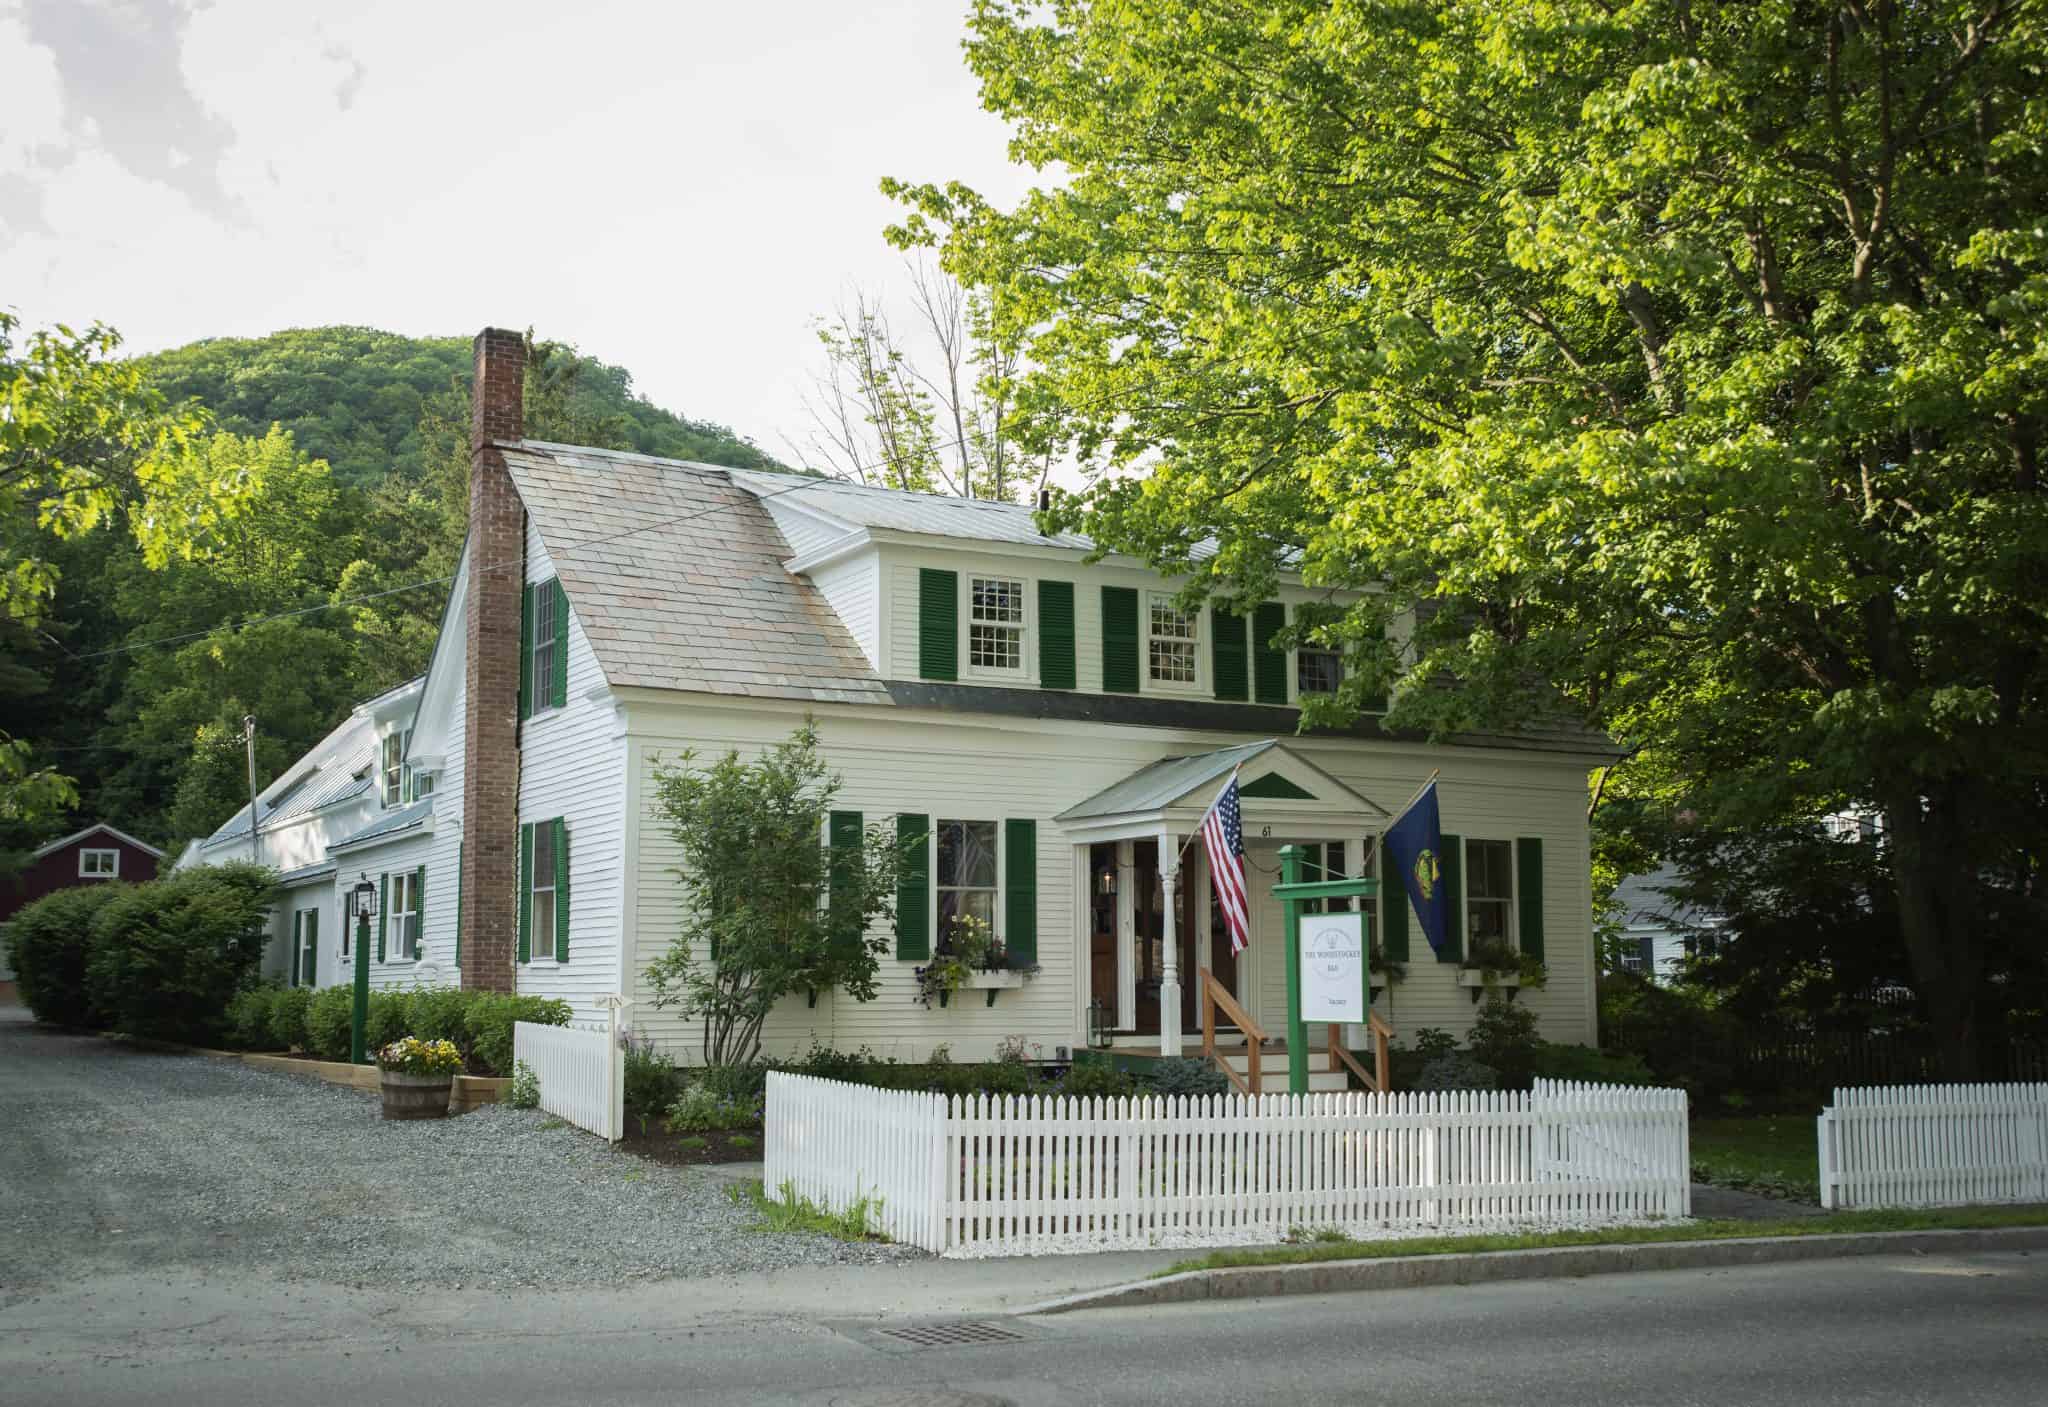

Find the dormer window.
xmin=968 ymin=576 xmax=1026 ymax=674
xmin=380 ymin=734 xmax=403 ymax=807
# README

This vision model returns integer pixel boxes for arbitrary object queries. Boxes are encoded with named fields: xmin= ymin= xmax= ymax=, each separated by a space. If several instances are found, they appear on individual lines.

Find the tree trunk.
xmin=1885 ymin=786 xmax=1986 ymax=1079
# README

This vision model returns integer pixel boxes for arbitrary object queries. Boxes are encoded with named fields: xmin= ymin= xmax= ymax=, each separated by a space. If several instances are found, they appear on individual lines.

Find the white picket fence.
xmin=1817 ymin=1082 xmax=2048 ymax=1210
xmin=764 ymin=1072 xmax=1689 ymax=1257
xmin=514 ymin=1020 xmax=624 ymax=1142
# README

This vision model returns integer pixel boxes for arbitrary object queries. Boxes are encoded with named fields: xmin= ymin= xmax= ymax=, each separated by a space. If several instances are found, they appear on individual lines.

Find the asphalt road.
xmin=8 ymin=1250 xmax=2046 ymax=1406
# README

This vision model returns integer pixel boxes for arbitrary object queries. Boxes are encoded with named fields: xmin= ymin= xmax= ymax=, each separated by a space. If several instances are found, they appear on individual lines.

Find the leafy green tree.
xmin=644 ymin=723 xmax=904 ymax=1066
xmin=894 ymin=0 xmax=2048 ymax=1075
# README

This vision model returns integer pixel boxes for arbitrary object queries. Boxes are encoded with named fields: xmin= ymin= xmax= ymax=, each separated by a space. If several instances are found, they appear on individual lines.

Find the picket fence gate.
xmin=764 ymin=1072 xmax=1689 ymax=1257
xmin=514 ymin=1019 xmax=624 ymax=1142
xmin=1817 ymin=1082 xmax=2048 ymax=1210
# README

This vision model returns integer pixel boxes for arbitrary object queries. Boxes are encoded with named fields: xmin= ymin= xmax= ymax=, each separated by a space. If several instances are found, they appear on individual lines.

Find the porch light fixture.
xmin=349 ymin=875 xmax=379 ymax=920
xmin=1087 ymin=998 xmax=1113 ymax=1050
xmin=1096 ymin=867 xmax=1117 ymax=896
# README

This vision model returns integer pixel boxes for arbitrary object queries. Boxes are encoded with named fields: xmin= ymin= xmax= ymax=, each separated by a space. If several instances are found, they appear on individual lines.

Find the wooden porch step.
xmin=1216 ymin=1046 xmax=1352 ymax=1093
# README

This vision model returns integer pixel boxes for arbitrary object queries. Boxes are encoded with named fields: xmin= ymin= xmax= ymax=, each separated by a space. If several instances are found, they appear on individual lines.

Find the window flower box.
xmin=1457 ymin=968 xmax=1521 ymax=1004
xmin=946 ymin=969 xmax=1027 ymax=1008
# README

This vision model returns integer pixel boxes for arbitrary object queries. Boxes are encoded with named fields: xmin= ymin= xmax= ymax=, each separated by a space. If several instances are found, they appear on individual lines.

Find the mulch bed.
xmin=615 ymin=1123 xmax=765 ymax=1168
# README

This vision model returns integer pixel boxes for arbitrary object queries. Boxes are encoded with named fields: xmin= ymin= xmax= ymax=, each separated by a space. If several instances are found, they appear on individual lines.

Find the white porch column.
xmin=1116 ymin=839 xmax=1135 ymax=1030
xmin=1159 ymin=827 xmax=1182 ymax=1057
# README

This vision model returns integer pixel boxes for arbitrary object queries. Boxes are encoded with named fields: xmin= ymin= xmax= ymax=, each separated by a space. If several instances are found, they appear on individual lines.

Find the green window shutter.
xmin=918 ymin=568 xmax=958 ymax=680
xmin=1516 ymin=836 xmax=1545 ymax=961
xmin=550 ymin=578 xmax=569 ymax=710
xmin=454 ymin=840 xmax=464 ymax=972
xmin=1101 ymin=586 xmax=1140 ymax=693
xmin=1211 ymin=608 xmax=1248 ymax=701
xmin=518 ymin=583 xmax=534 ymax=721
xmin=829 ymin=810 xmax=864 ymax=962
xmin=377 ymin=874 xmax=388 ymax=963
xmin=1252 ymin=601 xmax=1288 ymax=705
xmin=1037 ymin=580 xmax=1076 ymax=689
xmin=290 ymin=912 xmax=302 ymax=988
xmin=518 ymin=822 xmax=533 ymax=964
xmin=554 ymin=818 xmax=570 ymax=962
xmin=895 ymin=813 xmax=930 ymax=960
xmin=415 ymin=864 xmax=427 ymax=957
xmin=305 ymin=909 xmax=320 ymax=986
xmin=1382 ymin=870 xmax=1410 ymax=962
xmin=1439 ymin=834 xmax=1464 ymax=963
xmin=1004 ymin=818 xmax=1037 ymax=967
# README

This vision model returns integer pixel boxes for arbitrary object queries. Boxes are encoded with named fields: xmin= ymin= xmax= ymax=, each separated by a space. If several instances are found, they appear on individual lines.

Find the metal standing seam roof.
xmin=202 ymin=713 xmax=380 ymax=847
xmin=1055 ymin=740 xmax=1283 ymax=821
xmin=730 ymin=468 xmax=1097 ymax=552
xmin=329 ymin=796 xmax=434 ymax=851
xmin=274 ymin=861 xmax=338 ymax=888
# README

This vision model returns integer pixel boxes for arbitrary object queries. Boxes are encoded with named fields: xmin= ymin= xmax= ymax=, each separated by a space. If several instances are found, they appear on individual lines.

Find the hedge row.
xmin=2 ymin=863 xmax=277 ymax=1044
xmin=223 ymin=984 xmax=571 ymax=1076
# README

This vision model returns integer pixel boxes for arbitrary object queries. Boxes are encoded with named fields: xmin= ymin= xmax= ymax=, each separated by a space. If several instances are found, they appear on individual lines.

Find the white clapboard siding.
xmin=1817 ymin=1082 xmax=2048 ymax=1210
xmin=765 ymin=1073 xmax=1688 ymax=1257
xmin=515 ymin=1020 xmax=623 ymax=1142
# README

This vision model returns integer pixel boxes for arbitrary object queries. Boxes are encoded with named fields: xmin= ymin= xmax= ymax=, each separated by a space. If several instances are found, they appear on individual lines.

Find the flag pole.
xmin=1178 ymin=764 xmax=1242 ymax=865
xmin=1365 ymin=768 xmax=1440 ymax=869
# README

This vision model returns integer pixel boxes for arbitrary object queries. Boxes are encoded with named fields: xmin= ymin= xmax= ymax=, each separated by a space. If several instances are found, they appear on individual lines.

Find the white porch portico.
xmin=1055 ymin=739 xmax=1387 ymax=1060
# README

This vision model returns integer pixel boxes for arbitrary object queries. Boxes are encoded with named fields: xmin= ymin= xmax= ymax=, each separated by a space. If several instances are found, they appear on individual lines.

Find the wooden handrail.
xmin=1326 ymin=1013 xmax=1397 ymax=1092
xmin=1199 ymin=966 xmax=1267 ymax=1096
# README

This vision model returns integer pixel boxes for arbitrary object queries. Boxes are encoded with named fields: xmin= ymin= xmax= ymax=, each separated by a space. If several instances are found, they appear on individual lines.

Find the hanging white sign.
xmin=1299 ymin=910 xmax=1367 ymax=1023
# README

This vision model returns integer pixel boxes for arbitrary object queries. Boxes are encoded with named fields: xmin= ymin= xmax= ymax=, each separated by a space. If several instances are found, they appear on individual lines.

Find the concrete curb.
xmin=1023 ymin=1226 xmax=2048 ymax=1315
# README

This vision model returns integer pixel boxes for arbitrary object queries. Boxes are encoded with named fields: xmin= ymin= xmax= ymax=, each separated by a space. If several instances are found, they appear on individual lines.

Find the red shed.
xmin=2 ymin=824 xmax=165 ymax=984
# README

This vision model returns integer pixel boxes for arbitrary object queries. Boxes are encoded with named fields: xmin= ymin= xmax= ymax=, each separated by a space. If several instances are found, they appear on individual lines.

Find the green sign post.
xmin=348 ymin=876 xmax=375 ymax=1064
xmin=1273 ymin=843 xmax=1380 ymax=1095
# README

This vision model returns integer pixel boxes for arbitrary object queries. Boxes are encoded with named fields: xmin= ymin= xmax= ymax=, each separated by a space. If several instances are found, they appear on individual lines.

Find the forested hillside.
xmin=139 ymin=327 xmax=780 ymax=486
xmin=1 ymin=326 xmax=782 ymax=862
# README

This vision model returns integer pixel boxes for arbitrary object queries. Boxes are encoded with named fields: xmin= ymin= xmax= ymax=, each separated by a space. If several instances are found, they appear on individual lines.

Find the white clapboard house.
xmin=187 ymin=329 xmax=1617 ymax=1084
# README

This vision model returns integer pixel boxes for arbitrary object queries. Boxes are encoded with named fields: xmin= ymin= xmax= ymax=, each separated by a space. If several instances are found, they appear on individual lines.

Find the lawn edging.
xmin=1022 ymin=1223 xmax=2048 ymax=1316
xmin=202 ymin=1048 xmax=510 ymax=1113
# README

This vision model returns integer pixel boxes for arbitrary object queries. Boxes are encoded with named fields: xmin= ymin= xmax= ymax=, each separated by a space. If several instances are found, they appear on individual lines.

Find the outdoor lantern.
xmin=349 ymin=875 xmax=379 ymax=920
xmin=1087 ymin=998 xmax=1113 ymax=1050
xmin=1097 ymin=866 xmax=1117 ymax=896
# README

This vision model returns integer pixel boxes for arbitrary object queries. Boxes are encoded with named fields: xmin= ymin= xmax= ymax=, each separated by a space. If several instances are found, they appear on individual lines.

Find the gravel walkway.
xmin=0 ymin=1010 xmax=915 ymax=1297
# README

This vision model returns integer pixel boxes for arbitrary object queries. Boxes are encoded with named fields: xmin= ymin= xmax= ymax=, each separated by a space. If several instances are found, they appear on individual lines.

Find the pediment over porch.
xmin=1053 ymin=739 xmax=1388 ymax=844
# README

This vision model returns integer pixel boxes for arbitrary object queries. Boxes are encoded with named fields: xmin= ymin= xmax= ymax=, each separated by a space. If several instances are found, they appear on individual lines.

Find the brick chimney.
xmin=459 ymin=328 xmax=526 ymax=992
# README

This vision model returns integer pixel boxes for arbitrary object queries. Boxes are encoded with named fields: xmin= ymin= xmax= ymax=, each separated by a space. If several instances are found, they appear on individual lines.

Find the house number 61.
xmin=1260 ymin=825 xmax=1272 ymax=837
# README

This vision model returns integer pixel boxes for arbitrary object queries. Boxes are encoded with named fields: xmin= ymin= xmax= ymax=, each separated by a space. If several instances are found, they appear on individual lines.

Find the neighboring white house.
xmin=185 ymin=329 xmax=1620 ymax=1074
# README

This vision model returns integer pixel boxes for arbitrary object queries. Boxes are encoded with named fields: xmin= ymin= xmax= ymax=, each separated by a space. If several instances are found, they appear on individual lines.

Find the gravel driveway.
xmin=0 ymin=1008 xmax=913 ymax=1296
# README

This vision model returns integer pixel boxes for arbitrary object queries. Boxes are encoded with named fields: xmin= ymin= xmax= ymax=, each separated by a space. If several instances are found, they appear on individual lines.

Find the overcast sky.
xmin=0 ymin=0 xmax=1040 ymax=467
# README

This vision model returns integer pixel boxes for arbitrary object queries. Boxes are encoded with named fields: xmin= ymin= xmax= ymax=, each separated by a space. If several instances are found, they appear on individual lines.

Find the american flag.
xmin=1201 ymin=772 xmax=1252 ymax=954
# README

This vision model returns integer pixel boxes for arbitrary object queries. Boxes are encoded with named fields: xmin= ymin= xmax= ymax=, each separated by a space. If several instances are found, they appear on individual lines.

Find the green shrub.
xmin=790 ymin=1040 xmax=868 ymax=1084
xmin=694 ymin=1060 xmax=771 ymax=1110
xmin=1416 ymin=1053 xmax=1501 ymax=1091
xmin=225 ymin=986 xmax=280 ymax=1049
xmin=1598 ymin=972 xmax=1745 ymax=1098
xmin=665 ymin=1083 xmax=756 ymax=1132
xmin=1144 ymin=1057 xmax=1230 ymax=1099
xmin=508 ymin=1060 xmax=541 ymax=1109
xmin=1411 ymin=1027 xmax=1458 ymax=1061
xmin=364 ymin=990 xmax=409 ymax=1052
xmin=1530 ymin=1043 xmax=1657 ymax=1086
xmin=305 ymin=986 xmax=354 ymax=1060
xmin=267 ymin=987 xmax=312 ymax=1051
xmin=4 ymin=882 xmax=129 ymax=1027
xmin=84 ymin=864 xmax=277 ymax=1044
xmin=1056 ymin=1059 xmax=1139 ymax=1101
xmin=621 ymin=1030 xmax=681 ymax=1125
xmin=462 ymin=992 xmax=571 ymax=1076
xmin=1467 ymin=997 xmax=1541 ymax=1090
xmin=405 ymin=986 xmax=471 ymax=1049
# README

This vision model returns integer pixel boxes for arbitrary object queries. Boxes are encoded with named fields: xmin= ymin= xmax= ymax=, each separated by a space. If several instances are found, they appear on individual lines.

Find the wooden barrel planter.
xmin=380 ymin=1070 xmax=454 ymax=1121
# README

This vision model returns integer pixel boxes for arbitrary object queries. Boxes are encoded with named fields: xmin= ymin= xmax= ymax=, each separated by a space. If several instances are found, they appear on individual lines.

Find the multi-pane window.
xmin=388 ymin=871 xmax=420 ymax=961
xmin=1147 ymin=594 xmax=1199 ymax=685
xmin=411 ymin=771 xmax=434 ymax=800
xmin=531 ymin=582 xmax=558 ymax=713
xmin=1297 ymin=646 xmax=1343 ymax=697
xmin=1465 ymin=839 xmax=1514 ymax=949
xmin=78 ymin=848 xmax=119 ymax=878
xmin=380 ymin=734 xmax=403 ymax=807
xmin=936 ymin=819 xmax=998 ymax=949
xmin=1301 ymin=840 xmax=1350 ymax=915
xmin=968 ymin=576 xmax=1025 ymax=673
xmin=529 ymin=822 xmax=558 ymax=958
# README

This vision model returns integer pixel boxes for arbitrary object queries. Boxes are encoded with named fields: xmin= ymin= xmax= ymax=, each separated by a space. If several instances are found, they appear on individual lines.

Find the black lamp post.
xmin=348 ymin=876 xmax=378 ymax=1063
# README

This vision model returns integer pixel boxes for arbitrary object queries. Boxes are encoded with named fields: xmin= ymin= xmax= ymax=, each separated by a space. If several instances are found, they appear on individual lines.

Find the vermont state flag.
xmin=1382 ymin=780 xmax=1449 ymax=958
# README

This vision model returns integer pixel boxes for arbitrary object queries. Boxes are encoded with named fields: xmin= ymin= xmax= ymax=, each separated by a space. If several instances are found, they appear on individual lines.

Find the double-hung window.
xmin=380 ymin=734 xmax=403 ymax=807
xmin=1465 ymin=838 xmax=1514 ymax=950
xmin=1297 ymin=644 xmax=1343 ymax=697
xmin=967 ymin=575 xmax=1026 ymax=675
xmin=1300 ymin=840 xmax=1351 ymax=915
xmin=79 ymin=848 xmax=119 ymax=878
xmin=1146 ymin=594 xmax=1199 ymax=687
xmin=531 ymin=583 xmax=558 ymax=713
xmin=935 ymin=819 xmax=997 ymax=950
xmin=388 ymin=871 xmax=421 ymax=961
xmin=529 ymin=822 xmax=558 ymax=958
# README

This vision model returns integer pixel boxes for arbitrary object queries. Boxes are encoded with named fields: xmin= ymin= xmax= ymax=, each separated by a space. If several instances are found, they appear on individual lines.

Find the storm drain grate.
xmin=876 ymin=1321 xmax=1026 ymax=1349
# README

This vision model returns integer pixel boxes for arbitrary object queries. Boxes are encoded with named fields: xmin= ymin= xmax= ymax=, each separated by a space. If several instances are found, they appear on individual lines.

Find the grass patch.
xmin=1691 ymin=1115 xmax=1820 ymax=1201
xmin=1158 ymin=1205 xmax=2048 ymax=1276
xmin=726 ymin=1178 xmax=891 ymax=1243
